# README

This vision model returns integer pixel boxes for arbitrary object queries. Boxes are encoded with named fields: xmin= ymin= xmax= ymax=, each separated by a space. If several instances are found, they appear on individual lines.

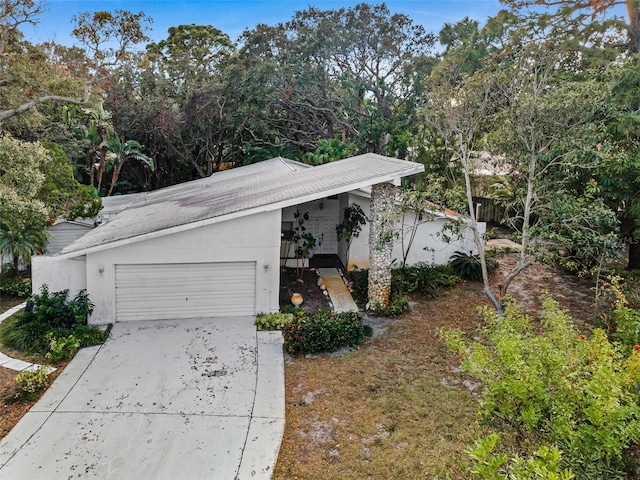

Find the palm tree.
xmin=83 ymin=103 xmax=113 ymax=192
xmin=0 ymin=221 xmax=50 ymax=278
xmin=105 ymin=137 xmax=154 ymax=196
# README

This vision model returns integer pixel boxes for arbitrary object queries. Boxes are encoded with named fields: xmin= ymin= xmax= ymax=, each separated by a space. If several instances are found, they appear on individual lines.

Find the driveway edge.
xmin=0 ymin=345 xmax=101 ymax=468
xmin=236 ymin=331 xmax=285 ymax=479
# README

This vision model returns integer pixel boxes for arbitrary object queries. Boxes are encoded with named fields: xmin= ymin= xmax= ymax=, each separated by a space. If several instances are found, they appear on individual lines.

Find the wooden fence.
xmin=472 ymin=197 xmax=505 ymax=224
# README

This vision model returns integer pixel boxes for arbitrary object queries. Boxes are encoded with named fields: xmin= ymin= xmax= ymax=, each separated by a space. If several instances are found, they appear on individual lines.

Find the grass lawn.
xmin=0 ymin=295 xmax=27 ymax=314
xmin=274 ymin=284 xmax=490 ymax=478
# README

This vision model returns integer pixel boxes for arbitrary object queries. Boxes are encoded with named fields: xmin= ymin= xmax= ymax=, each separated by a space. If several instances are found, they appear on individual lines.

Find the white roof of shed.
xmin=58 ymin=154 xmax=424 ymax=258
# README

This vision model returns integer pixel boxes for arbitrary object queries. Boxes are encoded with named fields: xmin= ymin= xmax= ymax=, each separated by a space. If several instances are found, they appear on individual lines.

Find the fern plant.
xmin=449 ymin=251 xmax=497 ymax=281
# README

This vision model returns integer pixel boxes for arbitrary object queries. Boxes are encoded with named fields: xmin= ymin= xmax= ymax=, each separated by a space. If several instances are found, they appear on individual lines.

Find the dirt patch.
xmin=279 ymin=267 xmax=333 ymax=313
xmin=492 ymin=253 xmax=596 ymax=325
xmin=0 ymin=364 xmax=66 ymax=441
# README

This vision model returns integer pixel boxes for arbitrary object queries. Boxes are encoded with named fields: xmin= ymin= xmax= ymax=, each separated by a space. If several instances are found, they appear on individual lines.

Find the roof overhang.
xmin=57 ymin=162 xmax=423 ymax=259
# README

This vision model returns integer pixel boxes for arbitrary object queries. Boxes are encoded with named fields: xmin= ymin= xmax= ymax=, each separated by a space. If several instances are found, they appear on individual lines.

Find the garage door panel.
xmin=115 ymin=262 xmax=256 ymax=321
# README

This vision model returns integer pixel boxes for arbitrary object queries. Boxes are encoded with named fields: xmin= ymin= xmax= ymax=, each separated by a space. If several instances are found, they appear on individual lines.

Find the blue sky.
xmin=21 ymin=0 xmax=515 ymax=47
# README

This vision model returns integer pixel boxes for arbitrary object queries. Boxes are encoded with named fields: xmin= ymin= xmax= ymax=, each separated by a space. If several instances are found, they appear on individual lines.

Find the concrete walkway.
xmin=0 ymin=302 xmax=54 ymax=373
xmin=318 ymin=268 xmax=359 ymax=313
xmin=0 ymin=317 xmax=285 ymax=480
xmin=486 ymin=238 xmax=522 ymax=251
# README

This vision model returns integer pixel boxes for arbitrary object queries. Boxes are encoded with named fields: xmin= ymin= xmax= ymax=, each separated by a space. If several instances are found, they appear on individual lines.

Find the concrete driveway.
xmin=0 ymin=317 xmax=285 ymax=479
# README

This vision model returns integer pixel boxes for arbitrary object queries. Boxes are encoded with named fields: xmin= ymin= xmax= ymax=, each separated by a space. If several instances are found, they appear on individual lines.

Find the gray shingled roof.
xmin=59 ymin=154 xmax=424 ymax=257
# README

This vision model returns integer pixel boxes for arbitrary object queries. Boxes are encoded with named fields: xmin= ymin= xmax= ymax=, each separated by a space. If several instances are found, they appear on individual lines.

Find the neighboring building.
xmin=46 ymin=219 xmax=96 ymax=255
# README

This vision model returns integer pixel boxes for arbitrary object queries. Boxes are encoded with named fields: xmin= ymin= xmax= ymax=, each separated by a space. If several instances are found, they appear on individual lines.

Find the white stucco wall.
xmin=337 ymin=193 xmax=350 ymax=266
xmin=347 ymin=194 xmax=373 ymax=270
xmin=346 ymin=193 xmax=486 ymax=270
xmin=84 ymin=210 xmax=281 ymax=324
xmin=32 ymin=255 xmax=87 ymax=297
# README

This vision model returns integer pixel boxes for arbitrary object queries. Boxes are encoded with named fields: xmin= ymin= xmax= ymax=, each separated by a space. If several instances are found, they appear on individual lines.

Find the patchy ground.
xmin=0 ymin=365 xmax=65 ymax=441
xmin=493 ymin=254 xmax=596 ymax=324
xmin=0 ymin=304 xmax=68 ymax=442
xmin=273 ymin=254 xmax=602 ymax=479
xmin=279 ymin=267 xmax=333 ymax=313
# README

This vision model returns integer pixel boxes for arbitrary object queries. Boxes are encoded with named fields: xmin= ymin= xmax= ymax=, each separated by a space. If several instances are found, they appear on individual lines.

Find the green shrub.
xmin=348 ymin=264 xmax=459 ymax=312
xmin=45 ymin=332 xmax=80 ymax=361
xmin=441 ymin=295 xmax=640 ymax=479
xmin=0 ymin=277 xmax=31 ymax=297
xmin=392 ymin=263 xmax=459 ymax=298
xmin=255 ymin=312 xmax=294 ymax=331
xmin=279 ymin=305 xmax=307 ymax=318
xmin=373 ymin=295 xmax=409 ymax=317
xmin=1 ymin=317 xmax=50 ymax=353
xmin=1 ymin=285 xmax=101 ymax=357
xmin=449 ymin=251 xmax=497 ymax=281
xmin=21 ymin=285 xmax=93 ymax=330
xmin=348 ymin=268 xmax=369 ymax=307
xmin=612 ymin=303 xmax=640 ymax=353
xmin=73 ymin=325 xmax=106 ymax=347
xmin=363 ymin=324 xmax=374 ymax=337
xmin=15 ymin=366 xmax=48 ymax=395
xmin=601 ymin=276 xmax=640 ymax=354
xmin=468 ymin=433 xmax=574 ymax=480
xmin=283 ymin=310 xmax=365 ymax=355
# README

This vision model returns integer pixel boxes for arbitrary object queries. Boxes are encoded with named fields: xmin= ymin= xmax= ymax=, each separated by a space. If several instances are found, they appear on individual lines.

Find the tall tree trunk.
xmin=96 ymin=145 xmax=107 ymax=192
xmin=12 ymin=255 xmax=20 ymax=279
xmin=629 ymin=237 xmax=640 ymax=270
xmin=107 ymin=163 xmax=123 ymax=196
xmin=627 ymin=0 xmax=640 ymax=53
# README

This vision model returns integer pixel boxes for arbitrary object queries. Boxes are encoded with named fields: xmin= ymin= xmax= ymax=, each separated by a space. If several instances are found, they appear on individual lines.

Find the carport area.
xmin=0 ymin=317 xmax=285 ymax=479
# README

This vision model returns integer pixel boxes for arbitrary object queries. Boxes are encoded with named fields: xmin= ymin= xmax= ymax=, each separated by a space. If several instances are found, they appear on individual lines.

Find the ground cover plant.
xmin=255 ymin=312 xmax=295 ymax=331
xmin=0 ymin=276 xmax=32 ymax=298
xmin=349 ymin=263 xmax=460 ymax=316
xmin=0 ymin=299 xmax=68 ymax=440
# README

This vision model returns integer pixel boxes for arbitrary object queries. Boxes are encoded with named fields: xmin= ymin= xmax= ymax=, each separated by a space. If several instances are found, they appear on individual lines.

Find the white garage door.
xmin=115 ymin=262 xmax=256 ymax=321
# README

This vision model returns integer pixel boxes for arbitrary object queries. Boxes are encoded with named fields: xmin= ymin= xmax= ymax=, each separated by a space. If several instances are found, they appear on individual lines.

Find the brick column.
xmin=368 ymin=182 xmax=395 ymax=309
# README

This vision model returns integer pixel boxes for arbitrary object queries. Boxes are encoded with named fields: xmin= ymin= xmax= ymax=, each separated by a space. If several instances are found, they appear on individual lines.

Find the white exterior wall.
xmin=346 ymin=193 xmax=486 ymax=270
xmin=337 ymin=193 xmax=350 ymax=266
xmin=32 ymin=255 xmax=87 ymax=296
xmin=85 ymin=210 xmax=281 ymax=325
xmin=0 ymin=253 xmax=24 ymax=272
xmin=391 ymin=216 xmax=482 ymax=266
xmin=347 ymin=194 xmax=374 ymax=270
